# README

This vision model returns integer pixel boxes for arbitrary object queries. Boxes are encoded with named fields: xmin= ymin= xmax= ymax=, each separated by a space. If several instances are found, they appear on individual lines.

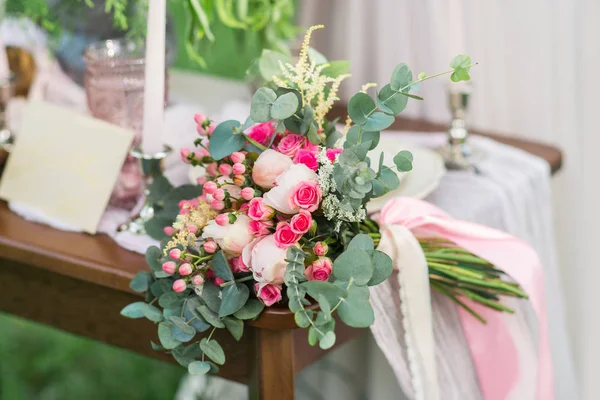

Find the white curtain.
xmin=300 ymin=1 xmax=596 ymax=399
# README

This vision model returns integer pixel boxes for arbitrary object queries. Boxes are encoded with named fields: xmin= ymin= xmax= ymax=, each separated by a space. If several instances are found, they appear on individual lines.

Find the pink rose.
xmin=255 ymin=283 xmax=283 ymax=306
xmin=277 ymin=134 xmax=306 ymax=157
xmin=326 ymin=148 xmax=343 ymax=163
xmin=230 ymin=256 xmax=250 ymax=273
xmin=252 ymin=149 xmax=294 ymax=189
xmin=294 ymin=149 xmax=319 ymax=171
xmin=263 ymin=164 xmax=318 ymax=214
xmin=248 ymin=122 xmax=276 ymax=146
xmin=249 ymin=219 xmax=273 ymax=236
xmin=304 ymin=257 xmax=333 ymax=281
xmin=273 ymin=222 xmax=301 ymax=248
xmin=290 ymin=180 xmax=321 ymax=212
xmin=313 ymin=241 xmax=328 ymax=256
xmin=242 ymin=235 xmax=288 ymax=284
xmin=247 ymin=198 xmax=274 ymax=221
xmin=290 ymin=210 xmax=312 ymax=234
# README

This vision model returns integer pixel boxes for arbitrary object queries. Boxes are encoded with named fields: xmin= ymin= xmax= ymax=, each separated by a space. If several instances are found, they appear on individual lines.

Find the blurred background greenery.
xmin=0 ymin=313 xmax=186 ymax=400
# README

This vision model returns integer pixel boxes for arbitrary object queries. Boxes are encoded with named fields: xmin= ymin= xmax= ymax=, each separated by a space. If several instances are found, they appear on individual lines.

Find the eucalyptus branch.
xmin=240 ymin=131 xmax=268 ymax=151
xmin=201 ymin=326 xmax=217 ymax=362
xmin=330 ymin=278 xmax=353 ymax=313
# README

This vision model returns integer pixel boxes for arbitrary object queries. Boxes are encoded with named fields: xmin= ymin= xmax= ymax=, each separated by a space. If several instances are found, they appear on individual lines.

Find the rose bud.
xmin=179 ymin=263 xmax=193 ymax=276
xmin=180 ymin=148 xmax=191 ymax=163
xmin=169 ymin=249 xmax=182 ymax=260
xmin=215 ymin=214 xmax=230 ymax=226
xmin=194 ymin=113 xmax=207 ymax=125
xmin=162 ymin=261 xmax=176 ymax=275
xmin=203 ymin=240 xmax=218 ymax=253
xmin=241 ymin=187 xmax=255 ymax=201
xmin=172 ymin=279 xmax=187 ymax=292
xmin=219 ymin=163 xmax=233 ymax=176
xmin=231 ymin=152 xmax=245 ymax=163
xmin=192 ymin=275 xmax=204 ymax=286
xmin=232 ymin=163 xmax=246 ymax=175
xmin=313 ymin=241 xmax=329 ymax=256
xmin=203 ymin=181 xmax=217 ymax=194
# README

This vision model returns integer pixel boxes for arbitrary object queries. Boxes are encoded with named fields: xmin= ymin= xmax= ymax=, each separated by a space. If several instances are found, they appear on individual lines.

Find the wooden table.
xmin=0 ymin=117 xmax=562 ymax=399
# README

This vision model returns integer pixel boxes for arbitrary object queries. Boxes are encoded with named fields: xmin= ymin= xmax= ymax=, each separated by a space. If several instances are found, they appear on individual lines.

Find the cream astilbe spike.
xmin=315 ymin=73 xmax=351 ymax=126
xmin=296 ymin=25 xmax=324 ymax=76
xmin=343 ymin=116 xmax=353 ymax=135
xmin=360 ymin=82 xmax=377 ymax=93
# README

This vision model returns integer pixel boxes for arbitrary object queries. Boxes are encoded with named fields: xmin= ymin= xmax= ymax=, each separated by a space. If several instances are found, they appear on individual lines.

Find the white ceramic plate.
xmin=366 ymin=137 xmax=446 ymax=212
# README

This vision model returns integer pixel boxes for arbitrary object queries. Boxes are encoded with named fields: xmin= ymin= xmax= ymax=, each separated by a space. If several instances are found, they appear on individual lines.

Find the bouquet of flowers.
xmin=122 ymin=26 xmax=527 ymax=375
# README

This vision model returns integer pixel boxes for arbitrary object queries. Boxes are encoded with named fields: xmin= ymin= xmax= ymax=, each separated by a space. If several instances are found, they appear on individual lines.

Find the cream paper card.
xmin=0 ymin=100 xmax=134 ymax=233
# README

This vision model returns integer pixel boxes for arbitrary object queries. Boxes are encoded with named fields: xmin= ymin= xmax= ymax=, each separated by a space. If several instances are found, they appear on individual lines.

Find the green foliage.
xmin=337 ymin=285 xmax=375 ymax=328
xmin=209 ymin=120 xmax=245 ymax=160
xmin=250 ymin=88 xmax=277 ymax=122
xmin=223 ymin=317 xmax=244 ymax=341
xmin=120 ymin=302 xmax=147 ymax=319
xmin=188 ymin=360 xmax=211 ymax=375
xmin=450 ymin=54 xmax=473 ymax=82
xmin=271 ymin=92 xmax=300 ymax=119
xmin=130 ymin=271 xmax=153 ymax=293
xmin=158 ymin=322 xmax=181 ymax=350
xmin=211 ymin=251 xmax=234 ymax=281
xmin=218 ymin=283 xmax=250 ymax=317
xmin=233 ymin=299 xmax=265 ymax=320
xmin=393 ymin=150 xmax=414 ymax=172
xmin=200 ymin=338 xmax=226 ymax=365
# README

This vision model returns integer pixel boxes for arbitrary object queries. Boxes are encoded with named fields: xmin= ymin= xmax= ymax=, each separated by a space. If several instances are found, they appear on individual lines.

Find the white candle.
xmin=0 ymin=39 xmax=10 ymax=81
xmin=141 ymin=0 xmax=166 ymax=154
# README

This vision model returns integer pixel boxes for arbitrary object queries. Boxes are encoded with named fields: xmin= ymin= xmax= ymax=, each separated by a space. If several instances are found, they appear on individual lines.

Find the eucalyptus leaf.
xmin=368 ymin=250 xmax=394 ymax=286
xmin=344 ymin=126 xmax=380 ymax=150
xmin=317 ymin=294 xmax=331 ymax=318
xmin=162 ymin=185 xmax=204 ymax=217
xmin=348 ymin=92 xmax=375 ymax=125
xmin=250 ymin=87 xmax=277 ymax=122
xmin=170 ymin=316 xmax=196 ymax=337
xmin=319 ymin=331 xmax=336 ymax=350
xmin=130 ymin=271 xmax=152 ymax=293
xmin=363 ymin=112 xmax=395 ymax=131
xmin=378 ymin=84 xmax=409 ymax=115
xmin=271 ymin=92 xmax=299 ymax=120
xmin=258 ymin=49 xmax=289 ymax=81
xmin=188 ymin=361 xmax=211 ymax=375
xmin=143 ymin=304 xmax=164 ymax=322
xmin=308 ymin=47 xmax=328 ymax=65
xmin=201 ymin=281 xmax=222 ymax=313
xmin=333 ymin=249 xmax=374 ymax=286
xmin=233 ymin=299 xmax=265 ymax=320
xmin=196 ymin=305 xmax=225 ymax=328
xmin=348 ymin=234 xmax=375 ymax=251
xmin=212 ymin=251 xmax=234 ymax=282
xmin=393 ymin=150 xmax=414 ymax=172
xmin=148 ymin=175 xmax=173 ymax=203
xmin=390 ymin=63 xmax=413 ymax=92
xmin=337 ymin=288 xmax=375 ymax=328
xmin=120 ymin=302 xmax=147 ymax=319
xmin=219 ymin=283 xmax=250 ymax=317
xmin=301 ymin=280 xmax=348 ymax=307
xmin=143 ymin=216 xmax=172 ymax=241
xmin=223 ymin=317 xmax=244 ymax=341
xmin=321 ymin=60 xmax=351 ymax=78
xmin=294 ymin=310 xmax=314 ymax=328
xmin=200 ymin=338 xmax=226 ymax=365
xmin=159 ymin=292 xmax=182 ymax=309
xmin=158 ymin=322 xmax=181 ymax=349
xmin=209 ymin=120 xmax=245 ymax=160
xmin=151 ymin=279 xmax=172 ymax=298
xmin=276 ymin=88 xmax=303 ymax=114
xmin=145 ymin=246 xmax=163 ymax=272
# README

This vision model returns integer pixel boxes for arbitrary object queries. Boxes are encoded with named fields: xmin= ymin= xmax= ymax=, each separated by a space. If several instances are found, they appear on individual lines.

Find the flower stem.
xmin=240 ymin=131 xmax=268 ymax=151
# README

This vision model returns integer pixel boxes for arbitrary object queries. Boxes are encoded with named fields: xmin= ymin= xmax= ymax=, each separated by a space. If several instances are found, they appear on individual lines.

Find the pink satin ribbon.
xmin=379 ymin=197 xmax=553 ymax=400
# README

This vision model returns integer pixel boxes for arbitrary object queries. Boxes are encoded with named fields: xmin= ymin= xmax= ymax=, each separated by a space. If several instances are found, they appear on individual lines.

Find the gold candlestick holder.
xmin=0 ymin=74 xmax=15 ymax=154
xmin=118 ymin=145 xmax=172 ymax=234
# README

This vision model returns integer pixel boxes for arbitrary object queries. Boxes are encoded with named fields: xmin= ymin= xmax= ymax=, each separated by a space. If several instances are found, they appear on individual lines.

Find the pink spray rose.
xmin=263 ymin=164 xmax=318 ymax=214
xmin=255 ymin=283 xmax=283 ymax=306
xmin=293 ymin=148 xmax=319 ymax=171
xmin=230 ymin=256 xmax=250 ymax=273
xmin=252 ymin=149 xmax=294 ymax=189
xmin=313 ymin=241 xmax=329 ymax=256
xmin=290 ymin=180 xmax=322 ymax=212
xmin=242 ymin=235 xmax=288 ymax=284
xmin=304 ymin=257 xmax=333 ymax=281
xmin=248 ymin=122 xmax=276 ymax=146
xmin=273 ymin=222 xmax=301 ymax=248
xmin=290 ymin=210 xmax=312 ymax=234
xmin=247 ymin=197 xmax=274 ymax=221
xmin=326 ymin=148 xmax=343 ymax=163
xmin=249 ymin=219 xmax=273 ymax=236
xmin=277 ymin=134 xmax=306 ymax=157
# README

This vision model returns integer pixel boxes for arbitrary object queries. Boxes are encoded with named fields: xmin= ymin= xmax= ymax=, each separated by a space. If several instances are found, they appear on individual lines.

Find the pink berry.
xmin=241 ymin=187 xmax=255 ymax=200
xmin=197 ymin=126 xmax=207 ymax=136
xmin=203 ymin=181 xmax=217 ymax=194
xmin=187 ymin=225 xmax=198 ymax=234
xmin=213 ymin=188 xmax=225 ymax=201
xmin=215 ymin=214 xmax=229 ymax=226
xmin=164 ymin=226 xmax=176 ymax=236
xmin=219 ymin=164 xmax=233 ymax=176
xmin=173 ymin=279 xmax=187 ymax=292
xmin=162 ymin=261 xmax=176 ymax=274
xmin=233 ymin=175 xmax=246 ymax=186
xmin=206 ymin=163 xmax=218 ymax=176
xmin=232 ymin=163 xmax=246 ymax=175
xmin=210 ymin=200 xmax=225 ymax=210
xmin=207 ymin=125 xmax=215 ymax=135
xmin=179 ymin=263 xmax=193 ymax=276
xmin=203 ymin=240 xmax=218 ymax=253
xmin=214 ymin=277 xmax=225 ymax=286
xmin=194 ymin=150 xmax=207 ymax=159
xmin=180 ymin=148 xmax=191 ymax=163
xmin=169 ymin=249 xmax=181 ymax=260
xmin=196 ymin=176 xmax=207 ymax=185
xmin=194 ymin=113 xmax=206 ymax=125
xmin=192 ymin=275 xmax=204 ymax=286
xmin=231 ymin=152 xmax=245 ymax=163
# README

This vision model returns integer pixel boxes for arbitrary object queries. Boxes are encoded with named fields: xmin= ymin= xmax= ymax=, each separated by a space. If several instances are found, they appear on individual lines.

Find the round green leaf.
xmin=378 ymin=84 xmax=408 ymax=115
xmin=233 ymin=299 xmax=265 ymax=320
xmin=337 ymin=288 xmax=375 ymax=328
xmin=159 ymin=292 xmax=182 ymax=309
xmin=333 ymin=249 xmax=374 ymax=286
xmin=301 ymin=281 xmax=348 ymax=307
xmin=201 ymin=281 xmax=222 ymax=313
xmin=196 ymin=305 xmax=225 ymax=328
xmin=348 ymin=92 xmax=375 ymax=125
xmin=211 ymin=251 xmax=234 ymax=282
xmin=209 ymin=120 xmax=245 ymax=160
xmin=271 ymin=92 xmax=300 ymax=120
xmin=130 ymin=271 xmax=152 ymax=293
xmin=319 ymin=331 xmax=336 ymax=350
xmin=250 ymin=87 xmax=277 ymax=122
xmin=158 ymin=322 xmax=181 ymax=349
xmin=219 ymin=283 xmax=250 ymax=318
xmin=294 ymin=310 xmax=314 ymax=328
xmin=362 ymin=112 xmax=395 ymax=131
xmin=368 ymin=250 xmax=394 ymax=286
xmin=390 ymin=63 xmax=413 ymax=92
xmin=259 ymin=49 xmax=289 ymax=81
xmin=145 ymin=246 xmax=163 ymax=272
xmin=348 ymin=234 xmax=374 ymax=251
xmin=143 ymin=304 xmax=164 ymax=322
xmin=188 ymin=361 xmax=211 ymax=375
xmin=393 ymin=150 xmax=414 ymax=172
xmin=223 ymin=317 xmax=244 ymax=341
xmin=120 ymin=302 xmax=147 ymax=319
xmin=200 ymin=338 xmax=226 ymax=365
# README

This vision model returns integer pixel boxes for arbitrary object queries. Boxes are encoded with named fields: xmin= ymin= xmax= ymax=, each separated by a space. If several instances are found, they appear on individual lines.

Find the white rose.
xmin=252 ymin=149 xmax=294 ymax=189
xmin=202 ymin=214 xmax=253 ymax=256
xmin=242 ymin=235 xmax=288 ymax=284
xmin=263 ymin=163 xmax=317 ymax=214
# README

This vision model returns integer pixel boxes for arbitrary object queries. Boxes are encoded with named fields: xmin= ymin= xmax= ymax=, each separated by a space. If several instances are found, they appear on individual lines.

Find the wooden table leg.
xmin=249 ymin=327 xmax=295 ymax=400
